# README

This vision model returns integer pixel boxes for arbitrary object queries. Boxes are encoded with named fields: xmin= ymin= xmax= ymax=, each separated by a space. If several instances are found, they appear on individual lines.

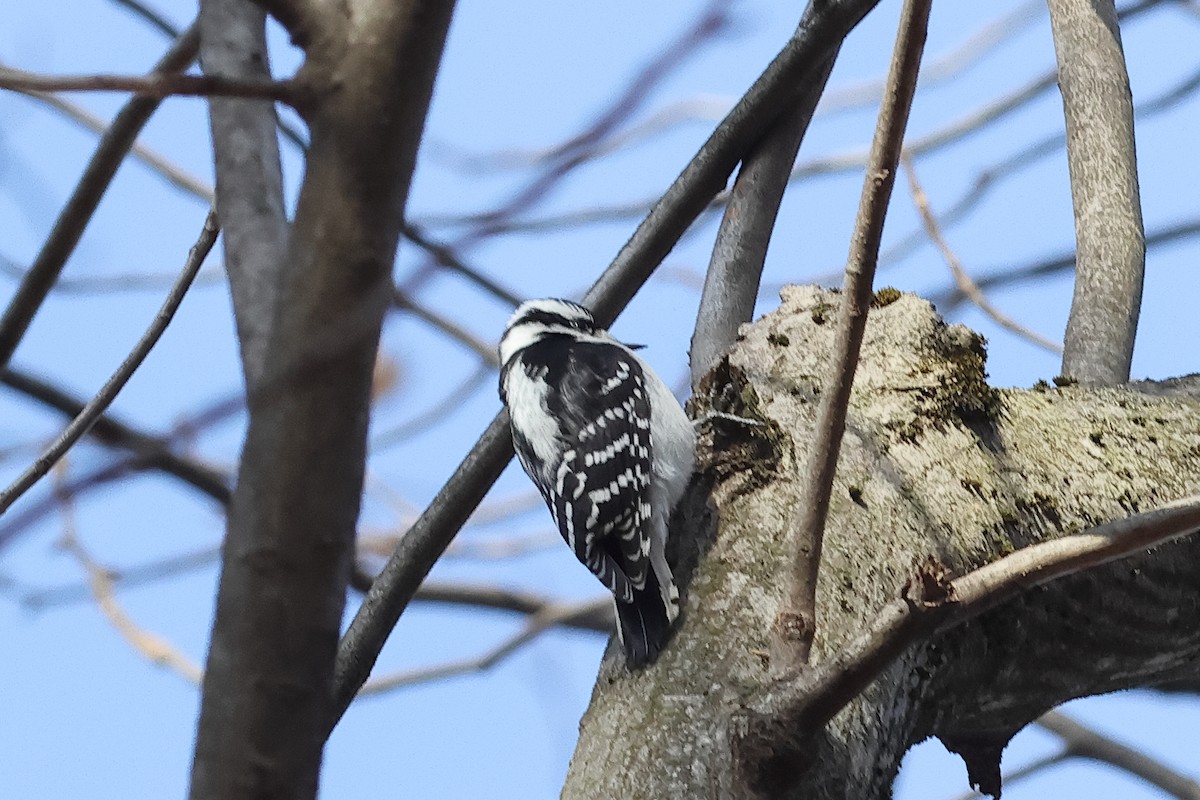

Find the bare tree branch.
xmin=108 ymin=0 xmax=180 ymax=36
xmin=772 ymin=0 xmax=930 ymax=674
xmin=398 ymin=0 xmax=735 ymax=304
xmin=902 ymin=155 xmax=1063 ymax=354
xmin=200 ymin=0 xmax=290 ymax=389
xmin=690 ymin=0 xmax=840 ymax=388
xmin=0 ymin=66 xmax=293 ymax=101
xmin=1050 ymin=0 xmax=1146 ymax=384
xmin=357 ymin=598 xmax=611 ymax=695
xmin=874 ymin=45 xmax=1200 ymax=275
xmin=4 ymin=79 xmax=216 ymax=202
xmin=0 ymin=23 xmax=200 ymax=371
xmin=0 ymin=367 xmax=231 ymax=504
xmin=740 ymin=493 xmax=1200 ymax=793
xmin=188 ymin=2 xmax=459 ymax=796
xmin=0 ymin=210 xmax=218 ymax=515
xmin=819 ymin=1 xmax=1044 ymax=114
xmin=369 ymin=363 xmax=494 ymax=451
xmin=392 ymin=289 xmax=499 ymax=366
xmin=1038 ymin=710 xmax=1200 ymax=800
xmin=932 ymin=217 xmax=1200 ymax=313
xmin=55 ymin=468 xmax=204 ymax=684
xmin=399 ymin=222 xmax=523 ymax=307
xmin=410 ymin=583 xmax=612 ymax=633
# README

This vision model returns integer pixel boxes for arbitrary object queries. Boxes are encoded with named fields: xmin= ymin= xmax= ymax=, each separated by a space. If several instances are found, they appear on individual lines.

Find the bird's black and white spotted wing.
xmin=510 ymin=338 xmax=654 ymax=601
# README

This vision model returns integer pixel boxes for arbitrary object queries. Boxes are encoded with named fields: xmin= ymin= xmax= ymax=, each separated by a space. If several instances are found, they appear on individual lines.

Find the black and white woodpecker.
xmin=498 ymin=298 xmax=696 ymax=666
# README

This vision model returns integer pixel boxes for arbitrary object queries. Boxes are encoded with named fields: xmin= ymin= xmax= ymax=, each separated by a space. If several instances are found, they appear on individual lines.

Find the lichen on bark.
xmin=562 ymin=286 xmax=1200 ymax=799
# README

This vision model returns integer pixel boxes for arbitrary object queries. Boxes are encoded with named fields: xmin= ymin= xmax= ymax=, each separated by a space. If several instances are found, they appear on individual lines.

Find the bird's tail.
xmin=614 ymin=567 xmax=678 ymax=667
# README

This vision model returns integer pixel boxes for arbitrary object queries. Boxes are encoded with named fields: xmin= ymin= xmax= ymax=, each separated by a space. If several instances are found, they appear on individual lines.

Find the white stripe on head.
xmin=499 ymin=297 xmax=615 ymax=366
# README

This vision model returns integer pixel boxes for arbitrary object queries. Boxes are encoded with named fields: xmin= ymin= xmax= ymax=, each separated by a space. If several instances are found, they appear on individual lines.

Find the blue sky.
xmin=1 ymin=1 xmax=1197 ymax=797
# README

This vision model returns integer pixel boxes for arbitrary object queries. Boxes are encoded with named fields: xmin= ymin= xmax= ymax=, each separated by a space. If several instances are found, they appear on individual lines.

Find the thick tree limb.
xmin=1049 ymin=0 xmax=1146 ymax=384
xmin=774 ymin=0 xmax=930 ymax=673
xmin=690 ymin=0 xmax=839 ymax=388
xmin=200 ymin=0 xmax=290 ymax=389
xmin=740 ymin=492 xmax=1200 ymax=795
xmin=564 ymin=288 xmax=1200 ymax=800
xmin=188 ymin=2 xmax=458 ymax=798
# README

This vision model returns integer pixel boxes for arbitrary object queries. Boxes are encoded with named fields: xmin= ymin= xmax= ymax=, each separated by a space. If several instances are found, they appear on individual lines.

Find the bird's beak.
xmin=625 ymin=342 xmax=646 ymax=351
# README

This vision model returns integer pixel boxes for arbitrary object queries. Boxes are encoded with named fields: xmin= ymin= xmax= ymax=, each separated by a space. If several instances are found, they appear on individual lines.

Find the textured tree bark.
xmin=199 ymin=0 xmax=288 ymax=390
xmin=562 ymin=287 xmax=1200 ymax=799
xmin=1049 ymin=0 xmax=1146 ymax=385
xmin=189 ymin=2 xmax=457 ymax=799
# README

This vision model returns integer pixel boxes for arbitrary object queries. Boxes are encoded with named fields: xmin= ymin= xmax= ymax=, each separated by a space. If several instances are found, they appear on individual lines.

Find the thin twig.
xmin=932 ymin=217 xmax=1200 ymax=313
xmin=0 ymin=67 xmax=294 ymax=101
xmin=23 ymin=544 xmax=222 ymax=608
xmin=399 ymin=0 xmax=733 ymax=304
xmin=5 ymin=83 xmax=503 ymax=366
xmin=874 ymin=51 xmax=1200 ymax=275
xmin=0 ymin=210 xmax=219 ymax=514
xmin=358 ymin=599 xmax=610 ymax=695
xmin=741 ymin=493 xmax=1200 ymax=790
xmin=53 ymin=464 xmax=203 ymax=684
xmin=902 ymin=155 xmax=1063 ymax=354
xmin=819 ymin=1 xmax=1043 ymax=114
xmin=369 ymin=363 xmax=495 ymax=451
xmin=400 ymin=223 xmax=523 ymax=307
xmin=431 ymin=3 xmax=1042 ymax=172
xmin=772 ymin=0 xmax=931 ymax=674
xmin=108 ymin=0 xmax=180 ymax=36
xmin=411 ymin=584 xmax=612 ymax=633
xmin=392 ymin=289 xmax=500 ymax=366
xmin=0 ymin=367 xmax=231 ymax=504
xmin=0 ymin=23 xmax=200 ymax=372
xmin=419 ymin=0 xmax=1169 ymax=242
xmin=1036 ymin=710 xmax=1200 ymax=799
xmin=5 ymin=81 xmax=215 ymax=201
xmin=0 ymin=458 xmax=138 ymax=551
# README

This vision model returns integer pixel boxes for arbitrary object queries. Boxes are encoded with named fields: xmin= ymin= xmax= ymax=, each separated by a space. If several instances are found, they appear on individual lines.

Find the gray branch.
xmin=690 ymin=0 xmax=840 ymax=388
xmin=0 ymin=24 xmax=200 ymax=371
xmin=1050 ymin=0 xmax=1146 ymax=384
xmin=188 ymin=2 xmax=458 ymax=798
xmin=200 ymin=0 xmax=288 ymax=389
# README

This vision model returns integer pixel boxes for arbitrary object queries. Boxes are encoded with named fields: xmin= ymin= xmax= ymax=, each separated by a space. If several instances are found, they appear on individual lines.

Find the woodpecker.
xmin=498 ymin=298 xmax=695 ymax=666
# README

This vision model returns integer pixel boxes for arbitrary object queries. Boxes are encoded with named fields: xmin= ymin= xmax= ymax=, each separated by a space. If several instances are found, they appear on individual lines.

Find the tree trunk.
xmin=562 ymin=286 xmax=1200 ymax=799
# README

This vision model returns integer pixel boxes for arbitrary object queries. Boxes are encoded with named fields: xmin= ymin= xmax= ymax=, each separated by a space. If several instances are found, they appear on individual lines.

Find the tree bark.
xmin=1050 ymin=0 xmax=1146 ymax=385
xmin=189 ymin=2 xmax=457 ymax=798
xmin=563 ymin=286 xmax=1200 ymax=799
